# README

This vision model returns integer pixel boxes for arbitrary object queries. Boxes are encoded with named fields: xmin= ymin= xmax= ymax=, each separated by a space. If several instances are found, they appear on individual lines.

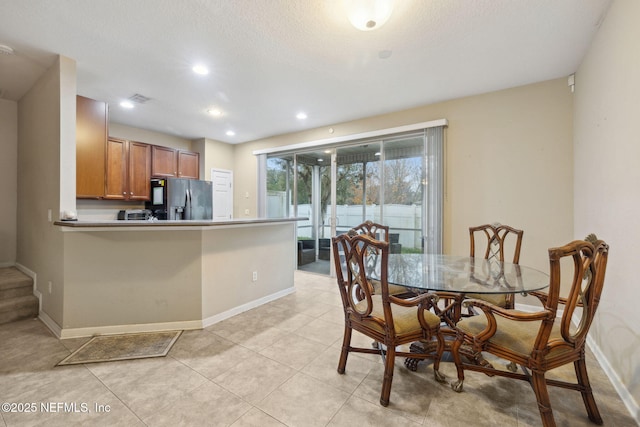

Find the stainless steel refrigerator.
xmin=147 ymin=178 xmax=213 ymax=220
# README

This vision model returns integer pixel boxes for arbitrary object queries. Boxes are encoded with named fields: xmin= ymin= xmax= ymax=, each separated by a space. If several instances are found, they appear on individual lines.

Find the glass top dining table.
xmin=371 ymin=254 xmax=550 ymax=295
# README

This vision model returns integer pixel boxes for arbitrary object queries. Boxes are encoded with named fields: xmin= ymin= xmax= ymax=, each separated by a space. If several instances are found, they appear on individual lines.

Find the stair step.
xmin=0 ymin=268 xmax=38 ymax=325
xmin=0 ymin=267 xmax=33 ymax=300
xmin=0 ymin=295 xmax=39 ymax=325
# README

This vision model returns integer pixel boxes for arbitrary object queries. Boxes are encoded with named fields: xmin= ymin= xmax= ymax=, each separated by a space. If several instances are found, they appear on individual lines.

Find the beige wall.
xmin=0 ymin=99 xmax=18 ymax=266
xmin=235 ymin=78 xmax=574 ymax=273
xmin=201 ymin=223 xmax=296 ymax=319
xmin=63 ymin=230 xmax=203 ymax=330
xmin=574 ymin=0 xmax=640 ymax=411
xmin=193 ymin=137 xmax=234 ymax=181
xmin=108 ymin=122 xmax=192 ymax=151
xmin=17 ymin=55 xmax=76 ymax=325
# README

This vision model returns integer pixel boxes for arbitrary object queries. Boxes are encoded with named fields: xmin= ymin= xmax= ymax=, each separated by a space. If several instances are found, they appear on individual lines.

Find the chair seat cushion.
xmin=465 ymin=293 xmax=509 ymax=307
xmin=371 ymin=279 xmax=410 ymax=296
xmin=457 ymin=313 xmax=572 ymax=359
xmin=354 ymin=294 xmax=441 ymax=335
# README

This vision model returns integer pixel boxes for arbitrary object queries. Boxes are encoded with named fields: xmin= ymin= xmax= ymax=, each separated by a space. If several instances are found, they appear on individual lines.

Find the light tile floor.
xmin=0 ymin=271 xmax=636 ymax=426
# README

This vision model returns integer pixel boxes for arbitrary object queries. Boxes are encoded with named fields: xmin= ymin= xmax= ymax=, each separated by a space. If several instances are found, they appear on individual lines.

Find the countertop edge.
xmin=54 ymin=217 xmax=308 ymax=230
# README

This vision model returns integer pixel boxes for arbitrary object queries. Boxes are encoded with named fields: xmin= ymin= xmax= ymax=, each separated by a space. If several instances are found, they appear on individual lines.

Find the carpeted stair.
xmin=0 ymin=267 xmax=38 ymax=325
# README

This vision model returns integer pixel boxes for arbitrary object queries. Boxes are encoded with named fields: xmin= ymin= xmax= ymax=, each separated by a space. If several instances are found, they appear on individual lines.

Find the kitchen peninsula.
xmin=50 ymin=217 xmax=304 ymax=338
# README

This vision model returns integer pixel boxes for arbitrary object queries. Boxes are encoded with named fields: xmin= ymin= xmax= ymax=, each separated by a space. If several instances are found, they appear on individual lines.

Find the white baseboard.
xmin=14 ymin=262 xmax=37 ymax=289
xmin=38 ymin=286 xmax=295 ymax=339
xmin=57 ymin=320 xmax=203 ymax=339
xmin=15 ymin=263 xmax=41 ymax=311
xmin=38 ymin=310 xmax=62 ymax=337
xmin=202 ymin=286 xmax=296 ymax=328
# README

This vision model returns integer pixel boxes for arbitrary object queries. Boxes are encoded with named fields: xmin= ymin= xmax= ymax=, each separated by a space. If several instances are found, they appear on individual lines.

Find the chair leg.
xmin=380 ymin=344 xmax=396 ymax=406
xmin=574 ymin=357 xmax=603 ymax=425
xmin=450 ymin=333 xmax=465 ymax=392
xmin=530 ymin=370 xmax=556 ymax=427
xmin=433 ymin=333 xmax=447 ymax=383
xmin=337 ymin=324 xmax=352 ymax=374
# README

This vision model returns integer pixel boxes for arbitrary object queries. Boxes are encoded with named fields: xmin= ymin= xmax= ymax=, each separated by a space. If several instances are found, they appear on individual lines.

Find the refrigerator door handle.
xmin=184 ymin=188 xmax=192 ymax=220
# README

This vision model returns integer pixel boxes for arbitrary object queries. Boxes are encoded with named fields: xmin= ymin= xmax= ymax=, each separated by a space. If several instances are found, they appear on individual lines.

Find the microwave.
xmin=117 ymin=209 xmax=151 ymax=220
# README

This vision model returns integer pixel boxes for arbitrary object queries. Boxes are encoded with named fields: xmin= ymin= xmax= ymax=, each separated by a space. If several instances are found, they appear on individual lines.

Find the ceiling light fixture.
xmin=207 ymin=108 xmax=222 ymax=116
xmin=0 ymin=44 xmax=15 ymax=55
xmin=120 ymin=101 xmax=134 ymax=109
xmin=226 ymin=130 xmax=235 ymax=136
xmin=296 ymin=112 xmax=307 ymax=120
xmin=345 ymin=0 xmax=394 ymax=31
xmin=192 ymin=64 xmax=209 ymax=75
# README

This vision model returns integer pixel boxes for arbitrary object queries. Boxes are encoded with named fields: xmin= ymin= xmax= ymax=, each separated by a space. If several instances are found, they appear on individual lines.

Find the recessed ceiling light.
xmin=192 ymin=64 xmax=209 ymax=75
xmin=324 ymin=150 xmax=331 ymax=154
xmin=226 ymin=130 xmax=235 ymax=136
xmin=120 ymin=101 xmax=134 ymax=109
xmin=296 ymin=112 xmax=307 ymax=120
xmin=207 ymin=108 xmax=222 ymax=116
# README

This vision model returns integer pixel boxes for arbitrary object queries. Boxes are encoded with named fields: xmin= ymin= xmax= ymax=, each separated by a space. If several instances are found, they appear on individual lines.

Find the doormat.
xmin=57 ymin=331 xmax=182 ymax=366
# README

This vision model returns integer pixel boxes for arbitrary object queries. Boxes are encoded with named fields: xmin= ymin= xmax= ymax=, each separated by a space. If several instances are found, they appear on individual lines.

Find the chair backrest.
xmin=469 ymin=223 xmax=523 ymax=264
xmin=545 ymin=238 xmax=609 ymax=350
xmin=332 ymin=232 xmax=392 ymax=320
xmin=351 ymin=220 xmax=390 ymax=243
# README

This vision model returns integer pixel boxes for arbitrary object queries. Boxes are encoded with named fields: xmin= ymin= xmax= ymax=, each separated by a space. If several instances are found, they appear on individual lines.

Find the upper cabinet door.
xmin=76 ymin=96 xmax=107 ymax=198
xmin=151 ymin=145 xmax=178 ymax=178
xmin=104 ymin=138 xmax=127 ymax=200
xmin=178 ymin=151 xmax=199 ymax=179
xmin=128 ymin=141 xmax=151 ymax=200
xmin=104 ymin=139 xmax=151 ymax=201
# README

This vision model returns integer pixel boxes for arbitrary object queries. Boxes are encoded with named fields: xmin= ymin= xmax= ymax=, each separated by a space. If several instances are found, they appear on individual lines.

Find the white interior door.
xmin=211 ymin=168 xmax=233 ymax=220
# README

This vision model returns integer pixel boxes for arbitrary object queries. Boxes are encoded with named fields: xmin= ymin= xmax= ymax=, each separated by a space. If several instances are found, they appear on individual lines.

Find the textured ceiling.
xmin=0 ymin=0 xmax=611 ymax=144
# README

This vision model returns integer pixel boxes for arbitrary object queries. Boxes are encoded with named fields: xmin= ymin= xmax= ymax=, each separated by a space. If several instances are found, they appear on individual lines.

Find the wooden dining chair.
xmin=349 ymin=220 xmax=409 ymax=297
xmin=332 ymin=232 xmax=445 ymax=406
xmin=466 ymin=223 xmax=524 ymax=310
xmin=450 ymin=236 xmax=609 ymax=427
xmin=427 ymin=223 xmax=524 ymax=329
xmin=351 ymin=220 xmax=389 ymax=242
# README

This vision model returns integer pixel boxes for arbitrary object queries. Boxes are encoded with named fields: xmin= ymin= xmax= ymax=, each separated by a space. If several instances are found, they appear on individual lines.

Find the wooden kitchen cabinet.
xmin=151 ymin=145 xmax=200 ymax=179
xmin=128 ymin=141 xmax=152 ymax=200
xmin=150 ymin=145 xmax=177 ymax=178
xmin=105 ymin=138 xmax=151 ymax=201
xmin=178 ymin=150 xmax=199 ymax=179
xmin=76 ymin=95 xmax=107 ymax=198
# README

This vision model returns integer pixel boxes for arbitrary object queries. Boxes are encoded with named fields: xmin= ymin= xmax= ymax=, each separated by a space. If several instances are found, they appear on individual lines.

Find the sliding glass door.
xmin=381 ymin=135 xmax=426 ymax=254
xmin=334 ymin=142 xmax=381 ymax=234
xmin=261 ymin=125 xmax=444 ymax=276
